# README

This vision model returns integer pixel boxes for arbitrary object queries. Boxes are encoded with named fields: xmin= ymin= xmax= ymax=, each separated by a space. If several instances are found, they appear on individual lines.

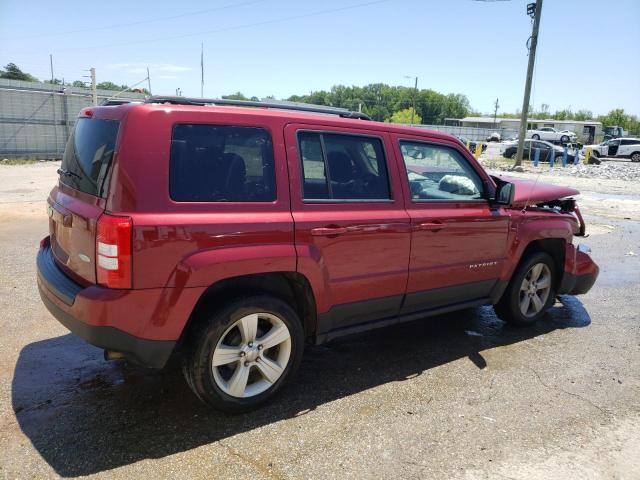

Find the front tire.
xmin=560 ymin=135 xmax=569 ymax=143
xmin=182 ymin=295 xmax=304 ymax=412
xmin=494 ymin=252 xmax=557 ymax=326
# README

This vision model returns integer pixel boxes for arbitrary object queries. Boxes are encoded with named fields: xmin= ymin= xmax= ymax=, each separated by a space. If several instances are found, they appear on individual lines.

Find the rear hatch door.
xmin=48 ymin=116 xmax=120 ymax=284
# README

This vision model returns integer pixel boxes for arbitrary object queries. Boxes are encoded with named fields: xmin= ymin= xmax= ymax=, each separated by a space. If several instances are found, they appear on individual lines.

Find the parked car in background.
xmin=487 ymin=132 xmax=501 ymax=142
xmin=585 ymin=138 xmax=640 ymax=162
xmin=455 ymin=135 xmax=487 ymax=154
xmin=526 ymin=127 xmax=576 ymax=144
xmin=502 ymin=139 xmax=574 ymax=163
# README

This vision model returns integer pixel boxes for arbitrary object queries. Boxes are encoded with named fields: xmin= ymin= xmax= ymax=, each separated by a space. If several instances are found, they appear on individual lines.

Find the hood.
xmin=498 ymin=176 xmax=579 ymax=208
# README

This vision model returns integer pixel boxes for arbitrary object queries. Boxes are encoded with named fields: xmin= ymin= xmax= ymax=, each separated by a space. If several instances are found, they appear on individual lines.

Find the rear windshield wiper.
xmin=57 ymin=168 xmax=82 ymax=180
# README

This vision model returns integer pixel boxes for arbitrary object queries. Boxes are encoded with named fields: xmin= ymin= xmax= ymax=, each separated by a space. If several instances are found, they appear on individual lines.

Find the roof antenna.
xmin=522 ymin=170 xmax=542 ymax=214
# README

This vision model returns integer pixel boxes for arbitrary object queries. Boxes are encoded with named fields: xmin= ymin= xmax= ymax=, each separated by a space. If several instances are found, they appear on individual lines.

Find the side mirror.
xmin=493 ymin=179 xmax=515 ymax=206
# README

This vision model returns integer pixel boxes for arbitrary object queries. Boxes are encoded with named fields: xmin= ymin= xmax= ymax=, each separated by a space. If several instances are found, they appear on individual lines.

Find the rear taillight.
xmin=96 ymin=214 xmax=132 ymax=289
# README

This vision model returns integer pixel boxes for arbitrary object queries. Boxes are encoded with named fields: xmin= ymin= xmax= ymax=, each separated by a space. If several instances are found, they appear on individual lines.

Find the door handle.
xmin=311 ymin=226 xmax=348 ymax=236
xmin=416 ymin=221 xmax=447 ymax=232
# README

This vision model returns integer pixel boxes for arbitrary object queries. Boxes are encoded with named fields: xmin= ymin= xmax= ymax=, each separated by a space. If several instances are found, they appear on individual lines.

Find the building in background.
xmin=458 ymin=116 xmax=603 ymax=143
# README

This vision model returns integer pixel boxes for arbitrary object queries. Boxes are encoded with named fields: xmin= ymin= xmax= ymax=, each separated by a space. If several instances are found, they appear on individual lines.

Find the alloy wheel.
xmin=519 ymin=263 xmax=552 ymax=317
xmin=211 ymin=312 xmax=291 ymax=398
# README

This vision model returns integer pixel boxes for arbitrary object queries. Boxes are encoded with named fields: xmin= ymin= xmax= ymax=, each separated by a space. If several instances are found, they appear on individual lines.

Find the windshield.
xmin=60 ymin=118 xmax=119 ymax=198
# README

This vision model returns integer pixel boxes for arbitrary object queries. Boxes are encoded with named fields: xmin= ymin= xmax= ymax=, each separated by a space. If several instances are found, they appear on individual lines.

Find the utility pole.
xmin=515 ymin=0 xmax=542 ymax=167
xmin=493 ymin=98 xmax=499 ymax=128
xmin=200 ymin=42 xmax=204 ymax=98
xmin=411 ymin=76 xmax=418 ymax=125
xmin=49 ymin=54 xmax=54 ymax=82
xmin=146 ymin=66 xmax=152 ymax=95
xmin=90 ymin=67 xmax=97 ymax=106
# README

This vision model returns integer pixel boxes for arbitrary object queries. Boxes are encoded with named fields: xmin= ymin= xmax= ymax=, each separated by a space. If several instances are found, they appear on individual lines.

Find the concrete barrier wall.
xmin=0 ymin=79 xmax=145 ymax=159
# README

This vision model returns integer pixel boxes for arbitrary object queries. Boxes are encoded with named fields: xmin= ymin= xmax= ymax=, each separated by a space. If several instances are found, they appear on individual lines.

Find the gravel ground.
xmin=1 ymin=162 xmax=639 ymax=479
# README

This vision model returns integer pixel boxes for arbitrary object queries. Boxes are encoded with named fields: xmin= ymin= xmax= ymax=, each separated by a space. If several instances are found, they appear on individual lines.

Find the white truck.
xmin=584 ymin=138 xmax=640 ymax=162
xmin=526 ymin=127 xmax=576 ymax=144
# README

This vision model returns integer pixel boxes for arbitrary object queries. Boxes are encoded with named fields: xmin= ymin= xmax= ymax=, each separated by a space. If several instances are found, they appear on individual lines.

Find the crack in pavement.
xmin=528 ymin=367 xmax=612 ymax=417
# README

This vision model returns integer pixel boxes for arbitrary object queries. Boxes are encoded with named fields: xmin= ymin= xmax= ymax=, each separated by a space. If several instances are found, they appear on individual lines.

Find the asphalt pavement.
xmin=0 ymin=163 xmax=638 ymax=479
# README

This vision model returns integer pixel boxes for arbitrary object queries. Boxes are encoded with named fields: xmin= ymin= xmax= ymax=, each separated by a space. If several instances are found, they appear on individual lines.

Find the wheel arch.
xmin=520 ymin=238 xmax=566 ymax=283
xmin=178 ymin=272 xmax=318 ymax=348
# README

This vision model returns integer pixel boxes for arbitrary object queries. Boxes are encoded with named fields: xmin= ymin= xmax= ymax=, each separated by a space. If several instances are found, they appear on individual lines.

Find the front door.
xmin=392 ymin=134 xmax=510 ymax=314
xmin=285 ymin=124 xmax=411 ymax=333
xmin=608 ymin=139 xmax=620 ymax=156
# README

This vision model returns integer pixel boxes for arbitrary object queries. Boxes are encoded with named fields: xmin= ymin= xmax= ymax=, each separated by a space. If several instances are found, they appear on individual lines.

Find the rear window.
xmin=60 ymin=118 xmax=119 ymax=198
xmin=170 ymin=124 xmax=276 ymax=202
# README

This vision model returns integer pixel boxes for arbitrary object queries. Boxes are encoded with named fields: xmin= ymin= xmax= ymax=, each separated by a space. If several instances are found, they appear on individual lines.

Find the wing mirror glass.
xmin=492 ymin=179 xmax=515 ymax=206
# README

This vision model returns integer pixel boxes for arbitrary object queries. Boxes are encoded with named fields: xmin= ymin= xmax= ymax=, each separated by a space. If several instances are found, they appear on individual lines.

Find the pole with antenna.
xmin=49 ymin=54 xmax=54 ymax=82
xmin=90 ymin=67 xmax=97 ymax=106
xmin=200 ymin=42 xmax=204 ymax=98
xmin=146 ymin=67 xmax=152 ymax=95
xmin=493 ymin=98 xmax=499 ymax=128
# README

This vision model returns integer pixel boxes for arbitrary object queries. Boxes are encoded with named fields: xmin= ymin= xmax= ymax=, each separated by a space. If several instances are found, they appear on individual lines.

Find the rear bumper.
xmin=37 ymin=238 xmax=178 ymax=368
xmin=559 ymin=243 xmax=599 ymax=295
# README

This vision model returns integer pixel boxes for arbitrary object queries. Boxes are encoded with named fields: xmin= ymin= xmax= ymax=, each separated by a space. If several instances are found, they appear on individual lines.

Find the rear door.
xmin=48 ymin=115 xmax=119 ymax=284
xmin=393 ymin=134 xmax=510 ymax=314
xmin=285 ymin=124 xmax=411 ymax=332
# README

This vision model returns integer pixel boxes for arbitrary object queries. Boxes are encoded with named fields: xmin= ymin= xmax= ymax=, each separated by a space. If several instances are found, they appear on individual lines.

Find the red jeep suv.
xmin=37 ymin=97 xmax=598 ymax=411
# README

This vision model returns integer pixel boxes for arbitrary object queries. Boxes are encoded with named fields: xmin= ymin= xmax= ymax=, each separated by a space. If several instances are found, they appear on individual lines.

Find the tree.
xmin=0 ymin=63 xmax=37 ymax=81
xmin=598 ymin=109 xmax=640 ymax=136
xmin=72 ymin=80 xmax=87 ymax=88
xmin=97 ymin=81 xmax=129 ymax=91
xmin=573 ymin=109 xmax=593 ymax=121
xmin=222 ymin=92 xmax=248 ymax=100
xmin=389 ymin=107 xmax=422 ymax=125
xmin=44 ymin=78 xmax=62 ymax=85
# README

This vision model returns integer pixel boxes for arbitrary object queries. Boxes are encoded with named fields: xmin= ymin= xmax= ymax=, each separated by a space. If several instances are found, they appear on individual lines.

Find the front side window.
xmin=170 ymin=124 xmax=275 ymax=202
xmin=298 ymin=132 xmax=391 ymax=201
xmin=400 ymin=141 xmax=484 ymax=201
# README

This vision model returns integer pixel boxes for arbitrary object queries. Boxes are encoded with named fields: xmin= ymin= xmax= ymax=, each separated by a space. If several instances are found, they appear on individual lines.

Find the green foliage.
xmin=597 ymin=109 xmax=640 ymax=136
xmin=44 ymin=78 xmax=62 ymax=85
xmin=283 ymin=83 xmax=471 ymax=124
xmin=222 ymin=92 xmax=249 ymax=100
xmin=72 ymin=80 xmax=87 ymax=88
xmin=97 ymin=81 xmax=129 ymax=91
xmin=389 ymin=107 xmax=422 ymax=124
xmin=0 ymin=63 xmax=37 ymax=81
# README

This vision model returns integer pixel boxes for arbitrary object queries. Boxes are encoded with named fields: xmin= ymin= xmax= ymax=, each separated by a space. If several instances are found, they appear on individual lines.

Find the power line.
xmin=44 ymin=0 xmax=394 ymax=53
xmin=1 ymin=0 xmax=268 ymax=40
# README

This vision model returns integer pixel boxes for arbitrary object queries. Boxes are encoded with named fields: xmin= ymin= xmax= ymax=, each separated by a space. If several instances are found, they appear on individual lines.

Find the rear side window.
xmin=298 ymin=132 xmax=391 ymax=201
xmin=170 ymin=124 xmax=275 ymax=202
xmin=60 ymin=118 xmax=119 ymax=198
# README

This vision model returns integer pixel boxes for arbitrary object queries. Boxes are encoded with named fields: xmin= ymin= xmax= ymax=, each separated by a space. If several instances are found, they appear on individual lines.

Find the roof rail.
xmin=144 ymin=96 xmax=372 ymax=120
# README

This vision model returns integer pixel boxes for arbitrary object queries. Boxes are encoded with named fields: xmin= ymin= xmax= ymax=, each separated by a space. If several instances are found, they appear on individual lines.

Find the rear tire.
xmin=494 ymin=252 xmax=557 ymax=326
xmin=631 ymin=152 xmax=640 ymax=162
xmin=182 ymin=295 xmax=304 ymax=412
xmin=532 ymin=134 xmax=540 ymax=140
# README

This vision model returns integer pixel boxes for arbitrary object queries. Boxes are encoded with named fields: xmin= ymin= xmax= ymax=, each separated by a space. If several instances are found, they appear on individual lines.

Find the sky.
xmin=1 ymin=0 xmax=639 ymax=117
